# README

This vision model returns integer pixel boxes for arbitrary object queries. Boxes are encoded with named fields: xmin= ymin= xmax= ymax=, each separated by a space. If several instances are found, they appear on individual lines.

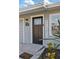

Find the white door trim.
xmin=31 ymin=14 xmax=44 ymax=44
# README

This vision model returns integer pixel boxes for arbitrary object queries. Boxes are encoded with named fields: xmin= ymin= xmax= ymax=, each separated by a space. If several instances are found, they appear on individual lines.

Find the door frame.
xmin=31 ymin=14 xmax=44 ymax=44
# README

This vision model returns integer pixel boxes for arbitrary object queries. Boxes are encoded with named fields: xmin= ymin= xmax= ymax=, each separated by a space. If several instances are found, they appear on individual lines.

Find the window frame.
xmin=49 ymin=13 xmax=60 ymax=38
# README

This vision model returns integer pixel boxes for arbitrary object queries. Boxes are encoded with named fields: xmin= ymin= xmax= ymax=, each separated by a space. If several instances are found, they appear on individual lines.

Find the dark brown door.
xmin=32 ymin=16 xmax=43 ymax=44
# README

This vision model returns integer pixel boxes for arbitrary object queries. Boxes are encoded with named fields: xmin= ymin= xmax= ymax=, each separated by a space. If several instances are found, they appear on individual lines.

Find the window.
xmin=34 ymin=18 xmax=41 ymax=25
xmin=49 ymin=13 xmax=60 ymax=38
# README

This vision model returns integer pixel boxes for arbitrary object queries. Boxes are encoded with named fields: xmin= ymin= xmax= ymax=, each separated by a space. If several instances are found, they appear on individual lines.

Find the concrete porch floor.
xmin=19 ymin=43 xmax=45 ymax=59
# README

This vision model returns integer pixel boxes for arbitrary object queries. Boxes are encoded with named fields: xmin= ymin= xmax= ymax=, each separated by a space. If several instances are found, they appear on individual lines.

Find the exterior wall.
xmin=19 ymin=18 xmax=23 ymax=43
xmin=24 ymin=22 xmax=31 ymax=43
xmin=19 ymin=9 xmax=60 ymax=48
xmin=43 ymin=10 xmax=60 ymax=49
xmin=19 ymin=18 xmax=32 ymax=44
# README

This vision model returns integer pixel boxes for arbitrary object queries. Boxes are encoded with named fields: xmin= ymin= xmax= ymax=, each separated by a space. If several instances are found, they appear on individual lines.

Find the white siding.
xmin=19 ymin=18 xmax=31 ymax=44
xmin=19 ymin=19 xmax=23 ymax=44
xmin=23 ymin=19 xmax=32 ymax=44
xmin=24 ymin=23 xmax=31 ymax=43
xmin=44 ymin=19 xmax=49 ymax=38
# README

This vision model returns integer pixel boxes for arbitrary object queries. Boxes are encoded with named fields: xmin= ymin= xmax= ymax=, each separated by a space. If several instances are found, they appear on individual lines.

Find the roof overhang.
xmin=19 ymin=3 xmax=60 ymax=15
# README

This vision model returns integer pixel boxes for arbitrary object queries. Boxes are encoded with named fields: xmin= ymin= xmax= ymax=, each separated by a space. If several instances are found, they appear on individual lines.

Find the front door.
xmin=32 ymin=16 xmax=43 ymax=44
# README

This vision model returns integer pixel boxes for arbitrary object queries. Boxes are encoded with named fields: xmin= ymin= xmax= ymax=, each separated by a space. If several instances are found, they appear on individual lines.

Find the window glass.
xmin=34 ymin=18 xmax=41 ymax=25
xmin=50 ymin=14 xmax=60 ymax=38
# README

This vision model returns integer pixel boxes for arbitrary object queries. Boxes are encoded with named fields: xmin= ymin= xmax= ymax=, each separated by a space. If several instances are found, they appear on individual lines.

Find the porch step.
xmin=19 ymin=43 xmax=45 ymax=59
